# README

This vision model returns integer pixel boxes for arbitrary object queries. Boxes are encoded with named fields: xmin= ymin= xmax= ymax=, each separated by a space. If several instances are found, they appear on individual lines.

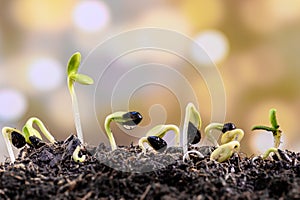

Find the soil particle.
xmin=0 ymin=135 xmax=299 ymax=199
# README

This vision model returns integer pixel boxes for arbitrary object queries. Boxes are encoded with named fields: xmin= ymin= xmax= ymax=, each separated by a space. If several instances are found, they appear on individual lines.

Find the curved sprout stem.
xmin=138 ymin=137 xmax=148 ymax=154
xmin=104 ymin=114 xmax=118 ymax=151
xmin=261 ymin=147 xmax=281 ymax=160
xmin=146 ymin=124 xmax=180 ymax=146
xmin=220 ymin=128 xmax=244 ymax=145
xmin=23 ymin=117 xmax=56 ymax=144
xmin=204 ymin=123 xmax=223 ymax=147
xmin=72 ymin=145 xmax=86 ymax=162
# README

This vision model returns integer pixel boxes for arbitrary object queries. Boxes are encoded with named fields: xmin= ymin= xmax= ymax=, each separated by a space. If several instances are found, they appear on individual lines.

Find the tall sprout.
xmin=67 ymin=52 xmax=94 ymax=143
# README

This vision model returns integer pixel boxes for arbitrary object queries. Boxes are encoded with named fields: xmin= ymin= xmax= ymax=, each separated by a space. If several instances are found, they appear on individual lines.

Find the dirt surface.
xmin=0 ymin=135 xmax=299 ymax=200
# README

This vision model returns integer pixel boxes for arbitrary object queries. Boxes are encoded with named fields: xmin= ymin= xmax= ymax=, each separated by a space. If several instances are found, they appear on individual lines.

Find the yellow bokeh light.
xmin=9 ymin=0 xmax=74 ymax=32
xmin=180 ymin=0 xmax=225 ymax=29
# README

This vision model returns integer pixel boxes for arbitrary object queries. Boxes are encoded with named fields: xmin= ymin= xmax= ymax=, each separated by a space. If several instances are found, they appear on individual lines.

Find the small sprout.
xmin=220 ymin=128 xmax=244 ymax=145
xmin=72 ymin=145 xmax=86 ymax=162
xmin=22 ymin=117 xmax=56 ymax=144
xmin=139 ymin=136 xmax=167 ymax=153
xmin=1 ymin=117 xmax=56 ymax=163
xmin=261 ymin=147 xmax=281 ymax=160
xmin=210 ymin=141 xmax=240 ymax=163
xmin=252 ymin=108 xmax=282 ymax=148
xmin=183 ymin=150 xmax=204 ymax=163
xmin=2 ymin=127 xmax=24 ymax=163
xmin=104 ymin=111 xmax=143 ymax=151
xmin=182 ymin=103 xmax=202 ymax=155
xmin=146 ymin=124 xmax=180 ymax=146
xmin=204 ymin=122 xmax=237 ymax=146
xmin=67 ymin=52 xmax=94 ymax=143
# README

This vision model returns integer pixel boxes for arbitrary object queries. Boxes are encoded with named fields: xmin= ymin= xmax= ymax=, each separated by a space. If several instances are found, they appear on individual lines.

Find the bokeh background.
xmin=1 ymin=0 xmax=300 ymax=162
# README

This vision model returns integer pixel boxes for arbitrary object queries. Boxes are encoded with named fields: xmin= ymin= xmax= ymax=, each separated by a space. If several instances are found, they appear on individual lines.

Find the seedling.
xmin=210 ymin=141 xmax=240 ymax=162
xmin=104 ymin=111 xmax=143 ymax=151
xmin=252 ymin=147 xmax=292 ymax=163
xmin=146 ymin=124 xmax=180 ymax=146
xmin=72 ymin=145 xmax=86 ymax=162
xmin=139 ymin=136 xmax=167 ymax=153
xmin=67 ymin=52 xmax=94 ymax=143
xmin=22 ymin=117 xmax=56 ymax=144
xmin=204 ymin=122 xmax=244 ymax=146
xmin=2 ymin=127 xmax=23 ymax=163
xmin=182 ymin=103 xmax=202 ymax=154
xmin=252 ymin=108 xmax=282 ymax=148
xmin=2 ymin=117 xmax=56 ymax=162
xmin=220 ymin=129 xmax=244 ymax=145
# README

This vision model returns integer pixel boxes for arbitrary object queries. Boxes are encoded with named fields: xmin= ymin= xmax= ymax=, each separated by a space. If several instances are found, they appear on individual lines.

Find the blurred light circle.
xmin=0 ymin=89 xmax=27 ymax=121
xmin=72 ymin=0 xmax=110 ymax=32
xmin=28 ymin=58 xmax=64 ymax=91
xmin=192 ymin=30 xmax=229 ymax=64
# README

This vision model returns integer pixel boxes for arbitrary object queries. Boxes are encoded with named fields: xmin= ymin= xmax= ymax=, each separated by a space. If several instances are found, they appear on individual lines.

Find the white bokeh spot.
xmin=192 ymin=30 xmax=229 ymax=64
xmin=0 ymin=89 xmax=28 ymax=121
xmin=28 ymin=57 xmax=64 ymax=91
xmin=72 ymin=0 xmax=110 ymax=32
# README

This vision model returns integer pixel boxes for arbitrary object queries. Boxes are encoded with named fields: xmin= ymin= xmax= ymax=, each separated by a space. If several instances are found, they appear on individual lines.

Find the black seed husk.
xmin=121 ymin=111 xmax=143 ymax=126
xmin=188 ymin=122 xmax=201 ymax=144
xmin=29 ymin=136 xmax=45 ymax=148
xmin=11 ymin=131 xmax=26 ymax=148
xmin=222 ymin=122 xmax=236 ymax=133
xmin=147 ymin=136 xmax=167 ymax=152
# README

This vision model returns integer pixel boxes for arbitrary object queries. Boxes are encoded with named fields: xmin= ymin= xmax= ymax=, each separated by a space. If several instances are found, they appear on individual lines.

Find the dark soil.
xmin=0 ymin=135 xmax=299 ymax=200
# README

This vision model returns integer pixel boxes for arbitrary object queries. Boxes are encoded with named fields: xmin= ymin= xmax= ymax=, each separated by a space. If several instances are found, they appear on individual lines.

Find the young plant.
xmin=182 ymin=103 xmax=202 ymax=155
xmin=204 ymin=122 xmax=244 ymax=146
xmin=220 ymin=128 xmax=244 ymax=145
xmin=22 ymin=117 xmax=56 ymax=144
xmin=1 ymin=117 xmax=56 ymax=162
xmin=210 ymin=141 xmax=240 ymax=163
xmin=139 ymin=136 xmax=167 ymax=153
xmin=72 ymin=145 xmax=86 ymax=162
xmin=104 ymin=111 xmax=143 ymax=151
xmin=67 ymin=52 xmax=94 ymax=144
xmin=2 ymin=127 xmax=24 ymax=163
xmin=252 ymin=108 xmax=282 ymax=148
xmin=145 ymin=124 xmax=180 ymax=146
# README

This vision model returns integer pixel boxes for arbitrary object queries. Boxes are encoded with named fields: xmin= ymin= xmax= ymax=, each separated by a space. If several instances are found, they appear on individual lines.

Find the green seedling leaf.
xmin=269 ymin=109 xmax=279 ymax=129
xmin=251 ymin=125 xmax=276 ymax=132
xmin=67 ymin=52 xmax=81 ymax=75
xmin=69 ymin=73 xmax=94 ymax=85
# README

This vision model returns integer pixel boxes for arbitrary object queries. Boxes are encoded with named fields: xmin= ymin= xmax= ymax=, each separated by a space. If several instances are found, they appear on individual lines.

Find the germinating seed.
xmin=222 ymin=123 xmax=236 ymax=133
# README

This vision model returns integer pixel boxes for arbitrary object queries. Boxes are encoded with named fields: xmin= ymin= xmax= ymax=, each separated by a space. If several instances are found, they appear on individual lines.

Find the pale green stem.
xmin=2 ymin=127 xmax=16 ymax=163
xmin=68 ymin=78 xmax=84 ymax=144
xmin=204 ymin=123 xmax=223 ymax=147
xmin=72 ymin=145 xmax=86 ymax=162
xmin=274 ymin=130 xmax=282 ymax=149
xmin=262 ymin=147 xmax=281 ymax=160
xmin=138 ymin=137 xmax=148 ymax=154
xmin=104 ymin=115 xmax=117 ymax=151
xmin=220 ymin=128 xmax=244 ymax=145
xmin=24 ymin=117 xmax=56 ymax=143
